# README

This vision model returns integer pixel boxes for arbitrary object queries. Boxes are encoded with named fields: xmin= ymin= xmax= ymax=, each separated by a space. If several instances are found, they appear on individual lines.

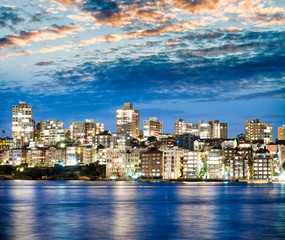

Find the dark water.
xmin=0 ymin=181 xmax=284 ymax=240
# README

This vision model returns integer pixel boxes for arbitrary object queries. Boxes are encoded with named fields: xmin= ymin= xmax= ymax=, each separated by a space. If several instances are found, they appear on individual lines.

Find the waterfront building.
xmin=252 ymin=149 xmax=273 ymax=180
xmin=12 ymin=101 xmax=35 ymax=147
xmin=162 ymin=146 xmax=184 ymax=179
xmin=183 ymin=151 xmax=204 ymax=179
xmin=105 ymin=148 xmax=126 ymax=179
xmin=116 ymin=103 xmax=140 ymax=139
xmin=278 ymin=125 xmax=285 ymax=140
xmin=277 ymin=145 xmax=285 ymax=167
xmin=7 ymin=148 xmax=26 ymax=166
xmin=26 ymin=147 xmax=47 ymax=167
xmin=223 ymin=147 xmax=236 ymax=162
xmin=96 ymin=148 xmax=107 ymax=165
xmin=0 ymin=150 xmax=9 ymax=165
xmin=143 ymin=117 xmax=163 ymax=140
xmin=125 ymin=147 xmax=144 ymax=178
xmin=230 ymin=154 xmax=249 ymax=180
xmin=245 ymin=118 xmax=273 ymax=144
xmin=45 ymin=146 xmax=66 ymax=166
xmin=94 ymin=131 xmax=111 ymax=148
xmin=70 ymin=119 xmax=104 ymax=144
xmin=83 ymin=147 xmax=95 ymax=164
xmin=39 ymin=119 xmax=66 ymax=144
xmin=66 ymin=146 xmax=83 ymax=166
xmin=141 ymin=149 xmax=163 ymax=178
xmin=207 ymin=148 xmax=223 ymax=179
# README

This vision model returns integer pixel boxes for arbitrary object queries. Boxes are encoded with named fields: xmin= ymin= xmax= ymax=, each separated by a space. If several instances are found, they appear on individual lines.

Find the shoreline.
xmin=0 ymin=176 xmax=282 ymax=183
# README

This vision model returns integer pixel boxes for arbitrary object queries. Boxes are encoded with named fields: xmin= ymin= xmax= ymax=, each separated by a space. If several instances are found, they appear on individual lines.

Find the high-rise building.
xmin=39 ymin=119 xmax=66 ymax=144
xmin=199 ymin=120 xmax=211 ymax=139
xmin=209 ymin=120 xmax=228 ymax=139
xmin=174 ymin=119 xmax=191 ymax=135
xmin=70 ymin=119 xmax=104 ymax=144
xmin=278 ymin=125 xmax=285 ymax=140
xmin=143 ymin=117 xmax=163 ymax=140
xmin=116 ymin=103 xmax=140 ymax=139
xmin=245 ymin=119 xmax=273 ymax=144
xmin=12 ymin=101 xmax=35 ymax=147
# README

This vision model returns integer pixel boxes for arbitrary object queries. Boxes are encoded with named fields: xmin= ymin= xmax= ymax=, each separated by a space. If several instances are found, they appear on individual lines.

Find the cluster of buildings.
xmin=1 ymin=101 xmax=285 ymax=181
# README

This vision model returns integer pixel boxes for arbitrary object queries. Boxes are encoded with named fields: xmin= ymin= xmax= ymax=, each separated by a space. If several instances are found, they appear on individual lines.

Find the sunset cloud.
xmin=0 ymin=50 xmax=32 ymax=59
xmin=172 ymin=0 xmax=221 ymax=13
xmin=0 ymin=25 xmax=82 ymax=50
xmin=39 ymin=44 xmax=73 ymax=53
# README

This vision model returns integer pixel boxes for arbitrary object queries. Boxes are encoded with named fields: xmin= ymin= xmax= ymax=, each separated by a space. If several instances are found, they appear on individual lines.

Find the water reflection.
xmin=0 ymin=181 xmax=284 ymax=240
xmin=10 ymin=182 xmax=36 ymax=240
xmin=112 ymin=183 xmax=137 ymax=239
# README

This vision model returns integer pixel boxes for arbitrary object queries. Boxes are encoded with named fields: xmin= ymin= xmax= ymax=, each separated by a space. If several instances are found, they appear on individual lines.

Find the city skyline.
xmin=1 ymin=99 xmax=284 ymax=139
xmin=1 ymin=0 xmax=285 ymax=138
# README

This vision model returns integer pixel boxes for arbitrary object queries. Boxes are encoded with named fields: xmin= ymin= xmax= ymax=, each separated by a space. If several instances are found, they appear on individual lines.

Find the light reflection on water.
xmin=0 ymin=181 xmax=284 ymax=240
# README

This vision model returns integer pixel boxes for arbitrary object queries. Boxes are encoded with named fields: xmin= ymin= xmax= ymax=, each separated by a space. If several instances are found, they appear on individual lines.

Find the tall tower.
xmin=245 ymin=118 xmax=273 ymax=144
xmin=116 ymin=103 xmax=140 ymax=139
xmin=143 ymin=117 xmax=163 ymax=140
xmin=209 ymin=120 xmax=228 ymax=139
xmin=12 ymin=101 xmax=35 ymax=147
xmin=278 ymin=125 xmax=285 ymax=140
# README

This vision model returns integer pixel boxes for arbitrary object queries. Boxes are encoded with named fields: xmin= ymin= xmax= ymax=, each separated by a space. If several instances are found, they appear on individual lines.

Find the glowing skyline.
xmin=1 ymin=0 xmax=284 ymax=137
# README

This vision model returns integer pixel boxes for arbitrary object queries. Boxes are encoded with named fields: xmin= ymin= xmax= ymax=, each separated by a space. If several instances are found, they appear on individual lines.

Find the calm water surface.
xmin=0 ymin=181 xmax=284 ymax=240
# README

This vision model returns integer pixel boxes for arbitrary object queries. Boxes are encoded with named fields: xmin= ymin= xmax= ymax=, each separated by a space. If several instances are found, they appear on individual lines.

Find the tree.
xmin=2 ymin=130 xmax=5 ymax=138
xmin=96 ymin=144 xmax=104 ymax=153
xmin=236 ymin=133 xmax=245 ymax=140
xmin=147 ymin=136 xmax=157 ymax=143
xmin=138 ymin=134 xmax=143 ymax=140
xmin=282 ymin=162 xmax=285 ymax=171
xmin=199 ymin=157 xmax=208 ymax=179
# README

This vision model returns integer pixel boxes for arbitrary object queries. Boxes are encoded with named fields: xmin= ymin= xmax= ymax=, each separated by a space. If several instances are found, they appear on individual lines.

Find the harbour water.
xmin=0 ymin=181 xmax=284 ymax=240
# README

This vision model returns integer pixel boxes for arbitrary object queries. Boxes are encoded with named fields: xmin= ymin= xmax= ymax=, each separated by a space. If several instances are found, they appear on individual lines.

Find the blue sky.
xmin=0 ymin=0 xmax=285 ymax=138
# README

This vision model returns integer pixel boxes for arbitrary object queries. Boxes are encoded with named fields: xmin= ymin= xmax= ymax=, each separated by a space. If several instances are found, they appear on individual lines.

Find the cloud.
xmin=172 ymin=0 xmax=221 ymax=13
xmin=33 ymin=61 xmax=57 ymax=66
xmin=0 ymin=6 xmax=25 ymax=30
xmin=47 ymin=29 xmax=285 ymax=102
xmin=30 ymin=9 xmax=58 ymax=22
xmin=39 ymin=44 xmax=73 ymax=53
xmin=222 ymin=27 xmax=244 ymax=32
xmin=0 ymin=25 xmax=82 ymax=50
xmin=46 ymin=0 xmax=82 ymax=6
xmin=0 ymin=50 xmax=32 ymax=59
